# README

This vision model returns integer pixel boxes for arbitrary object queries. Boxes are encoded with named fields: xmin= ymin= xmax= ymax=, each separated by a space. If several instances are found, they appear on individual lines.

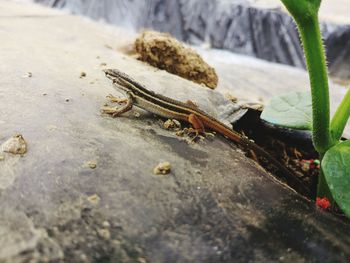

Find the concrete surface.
xmin=1 ymin=1 xmax=350 ymax=262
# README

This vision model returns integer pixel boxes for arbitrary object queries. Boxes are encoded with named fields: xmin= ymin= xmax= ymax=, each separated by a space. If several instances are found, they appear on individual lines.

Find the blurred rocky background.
xmin=34 ymin=0 xmax=350 ymax=81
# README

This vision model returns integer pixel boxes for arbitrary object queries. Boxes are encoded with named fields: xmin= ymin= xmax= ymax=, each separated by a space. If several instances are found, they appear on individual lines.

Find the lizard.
xmin=102 ymin=68 xmax=311 ymax=197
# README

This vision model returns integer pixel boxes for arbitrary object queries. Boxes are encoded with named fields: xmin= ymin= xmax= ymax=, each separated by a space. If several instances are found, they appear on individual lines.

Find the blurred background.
xmin=33 ymin=0 xmax=350 ymax=82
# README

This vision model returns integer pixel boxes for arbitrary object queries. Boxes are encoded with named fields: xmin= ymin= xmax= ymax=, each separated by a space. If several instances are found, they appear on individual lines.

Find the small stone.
xmin=163 ymin=119 xmax=181 ymax=131
xmin=87 ymin=160 xmax=97 ymax=169
xmin=22 ymin=72 xmax=32 ymax=78
xmin=65 ymin=98 xmax=70 ymax=102
xmin=1 ymin=134 xmax=27 ymax=155
xmin=0 ymin=155 xmax=4 ymax=161
xmin=226 ymin=93 xmax=238 ymax=103
xmin=80 ymin=71 xmax=87 ymax=78
xmin=102 ymin=221 xmax=110 ymax=228
xmin=97 ymin=228 xmax=111 ymax=239
xmin=153 ymin=162 xmax=171 ymax=175
xmin=87 ymin=194 xmax=100 ymax=205
xmin=100 ymin=62 xmax=107 ymax=66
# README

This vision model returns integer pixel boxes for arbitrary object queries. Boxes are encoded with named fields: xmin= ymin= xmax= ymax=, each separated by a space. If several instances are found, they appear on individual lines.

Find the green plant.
xmin=261 ymin=0 xmax=350 ymax=217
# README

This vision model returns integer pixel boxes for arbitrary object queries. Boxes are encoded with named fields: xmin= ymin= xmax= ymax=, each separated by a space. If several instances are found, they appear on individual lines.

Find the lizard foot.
xmin=102 ymin=93 xmax=133 ymax=117
xmin=106 ymin=94 xmax=128 ymax=104
xmin=101 ymin=106 xmax=125 ymax=117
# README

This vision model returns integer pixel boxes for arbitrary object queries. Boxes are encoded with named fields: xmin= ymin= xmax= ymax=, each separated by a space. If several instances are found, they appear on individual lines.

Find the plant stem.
xmin=293 ymin=14 xmax=335 ymax=200
xmin=278 ymin=0 xmax=335 ymax=200
xmin=295 ymin=15 xmax=333 ymax=155
xmin=317 ymin=171 xmax=333 ymax=201
xmin=331 ymin=88 xmax=350 ymax=142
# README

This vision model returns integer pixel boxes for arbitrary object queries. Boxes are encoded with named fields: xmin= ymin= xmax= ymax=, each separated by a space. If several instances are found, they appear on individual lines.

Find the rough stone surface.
xmin=34 ymin=0 xmax=350 ymax=80
xmin=2 ymin=1 xmax=350 ymax=262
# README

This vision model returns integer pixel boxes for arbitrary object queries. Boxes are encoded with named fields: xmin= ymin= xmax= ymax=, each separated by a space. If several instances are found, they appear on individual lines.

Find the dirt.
xmin=134 ymin=30 xmax=218 ymax=89
xmin=234 ymin=109 xmax=349 ymax=219
xmin=233 ymin=109 xmax=320 ymax=198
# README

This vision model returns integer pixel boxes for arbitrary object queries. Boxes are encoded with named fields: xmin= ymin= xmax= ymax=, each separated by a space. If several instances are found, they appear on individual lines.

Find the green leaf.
xmin=261 ymin=91 xmax=312 ymax=130
xmin=322 ymin=140 xmax=350 ymax=217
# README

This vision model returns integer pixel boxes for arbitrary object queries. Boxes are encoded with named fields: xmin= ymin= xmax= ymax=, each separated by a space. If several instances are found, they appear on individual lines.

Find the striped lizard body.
xmin=103 ymin=69 xmax=310 ymax=197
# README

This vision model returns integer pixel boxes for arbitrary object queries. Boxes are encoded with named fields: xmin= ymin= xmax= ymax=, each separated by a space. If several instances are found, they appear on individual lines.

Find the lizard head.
xmin=104 ymin=69 xmax=133 ymax=93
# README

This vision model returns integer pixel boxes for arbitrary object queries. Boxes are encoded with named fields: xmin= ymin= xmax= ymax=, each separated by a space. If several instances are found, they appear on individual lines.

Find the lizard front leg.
xmin=102 ymin=92 xmax=134 ymax=117
xmin=188 ymin=113 xmax=205 ymax=135
xmin=187 ymin=113 xmax=216 ymax=140
xmin=106 ymin=94 xmax=129 ymax=104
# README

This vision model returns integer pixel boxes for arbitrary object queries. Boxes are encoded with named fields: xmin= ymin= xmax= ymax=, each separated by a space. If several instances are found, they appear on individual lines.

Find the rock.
xmin=1 ymin=134 xmax=27 ymax=155
xmin=2 ymin=2 xmax=350 ymax=262
xmin=153 ymin=161 xmax=171 ymax=175
xmin=34 ymin=0 xmax=350 ymax=80
xmin=135 ymin=30 xmax=218 ymax=89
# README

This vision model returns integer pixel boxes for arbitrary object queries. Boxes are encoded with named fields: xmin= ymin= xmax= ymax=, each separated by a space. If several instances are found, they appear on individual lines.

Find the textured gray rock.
xmin=2 ymin=1 xmax=350 ymax=262
xmin=34 ymin=0 xmax=350 ymax=79
xmin=326 ymin=27 xmax=350 ymax=80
